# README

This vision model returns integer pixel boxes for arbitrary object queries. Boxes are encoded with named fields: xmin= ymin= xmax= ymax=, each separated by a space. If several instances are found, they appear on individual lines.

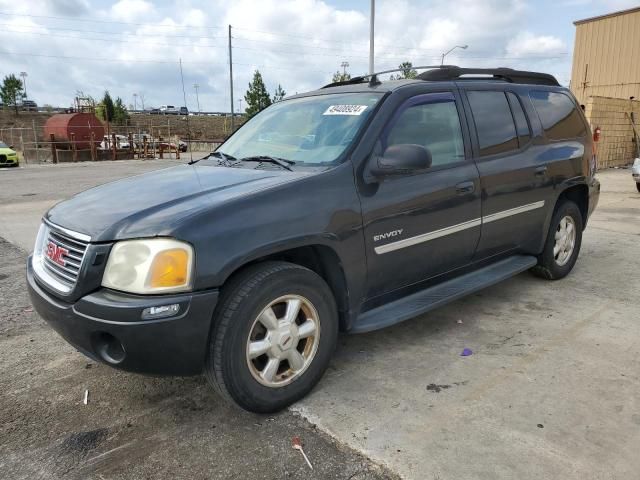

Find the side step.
xmin=351 ymin=255 xmax=537 ymax=333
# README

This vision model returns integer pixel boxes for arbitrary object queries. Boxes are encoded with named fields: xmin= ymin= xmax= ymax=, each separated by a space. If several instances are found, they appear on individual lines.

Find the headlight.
xmin=102 ymin=238 xmax=194 ymax=294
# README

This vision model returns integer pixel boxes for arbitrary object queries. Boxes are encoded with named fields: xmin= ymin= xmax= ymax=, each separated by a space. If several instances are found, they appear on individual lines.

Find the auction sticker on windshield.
xmin=323 ymin=105 xmax=368 ymax=115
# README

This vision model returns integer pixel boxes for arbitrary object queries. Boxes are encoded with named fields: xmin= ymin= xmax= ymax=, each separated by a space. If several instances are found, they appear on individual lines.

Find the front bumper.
xmin=27 ymin=256 xmax=219 ymax=375
xmin=0 ymin=155 xmax=18 ymax=166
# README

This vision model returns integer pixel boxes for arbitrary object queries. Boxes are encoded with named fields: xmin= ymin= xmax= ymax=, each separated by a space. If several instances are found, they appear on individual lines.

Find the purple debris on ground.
xmin=461 ymin=348 xmax=473 ymax=356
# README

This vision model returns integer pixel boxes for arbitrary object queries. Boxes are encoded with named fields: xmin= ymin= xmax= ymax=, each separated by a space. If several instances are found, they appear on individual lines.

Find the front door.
xmin=359 ymin=92 xmax=481 ymax=299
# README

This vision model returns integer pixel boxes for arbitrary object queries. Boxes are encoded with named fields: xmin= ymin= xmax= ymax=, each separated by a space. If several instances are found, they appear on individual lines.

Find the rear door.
xmin=461 ymin=87 xmax=549 ymax=258
xmin=359 ymin=91 xmax=481 ymax=299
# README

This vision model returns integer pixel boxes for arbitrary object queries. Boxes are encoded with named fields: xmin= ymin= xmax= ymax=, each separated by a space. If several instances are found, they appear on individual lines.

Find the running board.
xmin=351 ymin=255 xmax=537 ymax=333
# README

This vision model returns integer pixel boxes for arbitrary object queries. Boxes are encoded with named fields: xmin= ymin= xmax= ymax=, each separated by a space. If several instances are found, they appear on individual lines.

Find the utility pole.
xmin=228 ymin=24 xmax=235 ymax=132
xmin=193 ymin=83 xmax=201 ymax=113
xmin=20 ymin=71 xmax=28 ymax=99
xmin=341 ymin=61 xmax=349 ymax=77
xmin=133 ymin=92 xmax=138 ymax=111
xmin=238 ymin=98 xmax=243 ymax=113
xmin=369 ymin=0 xmax=375 ymax=74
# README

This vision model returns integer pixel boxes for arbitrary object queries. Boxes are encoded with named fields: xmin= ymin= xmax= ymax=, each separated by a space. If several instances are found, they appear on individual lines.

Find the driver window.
xmin=386 ymin=100 xmax=465 ymax=167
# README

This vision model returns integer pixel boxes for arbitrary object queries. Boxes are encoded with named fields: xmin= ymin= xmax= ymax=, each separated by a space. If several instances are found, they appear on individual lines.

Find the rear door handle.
xmin=535 ymin=166 xmax=548 ymax=176
xmin=455 ymin=181 xmax=475 ymax=195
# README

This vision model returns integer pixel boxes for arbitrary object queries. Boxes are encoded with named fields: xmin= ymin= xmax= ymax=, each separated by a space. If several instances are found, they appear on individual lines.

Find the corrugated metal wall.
xmin=570 ymin=8 xmax=640 ymax=106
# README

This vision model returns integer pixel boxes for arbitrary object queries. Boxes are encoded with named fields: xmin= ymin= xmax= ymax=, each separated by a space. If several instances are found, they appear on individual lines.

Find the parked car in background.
xmin=0 ymin=141 xmax=19 ymax=167
xmin=632 ymin=158 xmax=640 ymax=192
xmin=160 ymin=105 xmax=180 ymax=115
xmin=179 ymin=107 xmax=188 ymax=116
xmin=150 ymin=108 xmax=161 ymax=115
xmin=21 ymin=100 xmax=38 ymax=111
xmin=99 ymin=135 xmax=130 ymax=150
xmin=26 ymin=66 xmax=600 ymax=413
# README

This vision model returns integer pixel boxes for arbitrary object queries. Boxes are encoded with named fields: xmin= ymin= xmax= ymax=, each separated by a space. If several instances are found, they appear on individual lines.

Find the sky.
xmin=0 ymin=0 xmax=637 ymax=112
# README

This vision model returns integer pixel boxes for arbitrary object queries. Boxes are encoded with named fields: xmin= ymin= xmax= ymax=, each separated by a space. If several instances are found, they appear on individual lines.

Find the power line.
xmin=0 ymin=50 xmax=212 ymax=64
xmin=0 ymin=29 xmax=568 ymax=62
xmin=0 ymin=22 xmax=227 ymax=40
xmin=0 ymin=10 xmax=225 ymax=30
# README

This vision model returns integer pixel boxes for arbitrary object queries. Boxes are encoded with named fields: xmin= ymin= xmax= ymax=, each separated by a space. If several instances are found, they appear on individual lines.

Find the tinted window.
xmin=530 ymin=90 xmax=586 ymax=140
xmin=467 ymin=91 xmax=518 ymax=156
xmin=506 ymin=92 xmax=531 ymax=146
xmin=386 ymin=100 xmax=465 ymax=167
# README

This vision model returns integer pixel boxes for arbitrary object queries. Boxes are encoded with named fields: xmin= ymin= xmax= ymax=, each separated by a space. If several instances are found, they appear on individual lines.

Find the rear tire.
xmin=531 ymin=200 xmax=583 ymax=280
xmin=205 ymin=261 xmax=338 ymax=413
xmin=636 ymin=182 xmax=640 ymax=193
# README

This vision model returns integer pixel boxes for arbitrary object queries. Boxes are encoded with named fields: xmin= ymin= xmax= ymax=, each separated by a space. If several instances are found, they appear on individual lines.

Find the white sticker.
xmin=323 ymin=105 xmax=368 ymax=116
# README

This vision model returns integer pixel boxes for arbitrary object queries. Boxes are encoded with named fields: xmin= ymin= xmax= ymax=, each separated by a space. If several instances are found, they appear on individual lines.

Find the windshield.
xmin=0 ymin=142 xmax=9 ymax=148
xmin=217 ymin=92 xmax=383 ymax=165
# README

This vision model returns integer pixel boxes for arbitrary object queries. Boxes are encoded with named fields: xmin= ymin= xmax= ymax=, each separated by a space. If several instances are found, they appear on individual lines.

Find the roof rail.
xmin=321 ymin=65 xmax=560 ymax=89
xmin=321 ymin=65 xmax=447 ymax=89
xmin=416 ymin=66 xmax=560 ymax=86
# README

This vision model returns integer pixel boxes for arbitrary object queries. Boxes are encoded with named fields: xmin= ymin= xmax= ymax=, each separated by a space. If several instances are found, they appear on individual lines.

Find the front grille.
xmin=33 ymin=222 xmax=90 ymax=293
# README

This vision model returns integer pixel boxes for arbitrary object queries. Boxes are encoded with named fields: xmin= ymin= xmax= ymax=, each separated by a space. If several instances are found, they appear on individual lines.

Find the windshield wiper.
xmin=189 ymin=151 xmax=237 ymax=166
xmin=238 ymin=155 xmax=295 ymax=171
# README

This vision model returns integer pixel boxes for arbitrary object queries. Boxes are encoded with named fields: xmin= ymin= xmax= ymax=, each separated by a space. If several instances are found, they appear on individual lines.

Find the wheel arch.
xmin=219 ymin=244 xmax=351 ymax=331
xmin=555 ymin=183 xmax=589 ymax=229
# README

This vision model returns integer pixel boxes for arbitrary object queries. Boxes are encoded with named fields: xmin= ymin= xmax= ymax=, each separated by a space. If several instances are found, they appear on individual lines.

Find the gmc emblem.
xmin=46 ymin=242 xmax=68 ymax=267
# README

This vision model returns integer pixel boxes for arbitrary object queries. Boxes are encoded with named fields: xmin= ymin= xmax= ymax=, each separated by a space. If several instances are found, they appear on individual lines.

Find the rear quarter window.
xmin=467 ymin=90 xmax=518 ymax=157
xmin=530 ymin=91 xmax=586 ymax=140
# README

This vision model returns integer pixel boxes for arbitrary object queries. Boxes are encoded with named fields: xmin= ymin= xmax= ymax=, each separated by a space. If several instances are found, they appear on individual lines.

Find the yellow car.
xmin=0 ymin=141 xmax=19 ymax=167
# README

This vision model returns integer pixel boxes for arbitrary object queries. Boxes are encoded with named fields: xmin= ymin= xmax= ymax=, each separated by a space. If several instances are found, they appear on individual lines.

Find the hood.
xmin=46 ymin=164 xmax=309 ymax=241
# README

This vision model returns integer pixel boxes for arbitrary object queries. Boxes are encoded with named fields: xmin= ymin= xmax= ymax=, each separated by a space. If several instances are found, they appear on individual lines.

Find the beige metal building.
xmin=570 ymin=7 xmax=640 ymax=167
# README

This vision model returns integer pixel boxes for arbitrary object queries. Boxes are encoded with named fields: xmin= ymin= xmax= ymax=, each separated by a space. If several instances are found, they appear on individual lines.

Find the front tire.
xmin=636 ymin=182 xmax=640 ymax=193
xmin=205 ymin=261 xmax=338 ymax=413
xmin=531 ymin=200 xmax=583 ymax=280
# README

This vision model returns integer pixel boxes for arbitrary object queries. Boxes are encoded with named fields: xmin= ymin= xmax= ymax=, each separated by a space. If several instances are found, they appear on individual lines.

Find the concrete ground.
xmin=0 ymin=161 xmax=638 ymax=479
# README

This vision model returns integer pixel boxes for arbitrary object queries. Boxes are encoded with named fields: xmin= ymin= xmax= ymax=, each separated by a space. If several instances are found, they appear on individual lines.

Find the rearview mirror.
xmin=368 ymin=144 xmax=432 ymax=179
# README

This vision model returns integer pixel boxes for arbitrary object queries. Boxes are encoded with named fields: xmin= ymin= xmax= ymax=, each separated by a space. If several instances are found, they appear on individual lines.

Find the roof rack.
xmin=322 ymin=65 xmax=446 ymax=89
xmin=417 ymin=66 xmax=560 ymax=86
xmin=321 ymin=65 xmax=560 ymax=89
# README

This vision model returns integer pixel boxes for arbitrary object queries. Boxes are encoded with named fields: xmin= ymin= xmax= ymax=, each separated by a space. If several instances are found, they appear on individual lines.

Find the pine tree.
xmin=332 ymin=71 xmax=351 ymax=83
xmin=0 ymin=74 xmax=24 ymax=115
xmin=389 ymin=61 xmax=418 ymax=80
xmin=97 ymin=91 xmax=115 ymax=122
xmin=273 ymin=84 xmax=286 ymax=103
xmin=244 ymin=70 xmax=272 ymax=118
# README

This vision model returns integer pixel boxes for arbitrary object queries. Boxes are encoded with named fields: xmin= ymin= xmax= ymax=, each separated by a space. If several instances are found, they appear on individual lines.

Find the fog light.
xmin=141 ymin=303 xmax=180 ymax=319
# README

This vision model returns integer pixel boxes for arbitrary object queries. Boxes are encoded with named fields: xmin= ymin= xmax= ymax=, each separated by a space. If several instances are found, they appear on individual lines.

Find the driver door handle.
xmin=455 ymin=181 xmax=475 ymax=195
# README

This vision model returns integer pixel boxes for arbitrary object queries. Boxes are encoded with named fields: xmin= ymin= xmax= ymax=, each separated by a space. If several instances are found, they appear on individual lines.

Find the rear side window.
xmin=467 ymin=91 xmax=518 ymax=156
xmin=386 ymin=99 xmax=465 ymax=167
xmin=530 ymin=91 xmax=586 ymax=140
xmin=506 ymin=92 xmax=531 ymax=146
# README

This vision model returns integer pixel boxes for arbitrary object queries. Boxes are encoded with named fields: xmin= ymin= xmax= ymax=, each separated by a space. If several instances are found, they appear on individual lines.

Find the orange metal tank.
xmin=44 ymin=113 xmax=105 ymax=150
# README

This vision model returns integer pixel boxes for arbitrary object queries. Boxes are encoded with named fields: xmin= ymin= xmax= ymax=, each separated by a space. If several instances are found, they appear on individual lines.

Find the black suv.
xmin=27 ymin=67 xmax=599 ymax=412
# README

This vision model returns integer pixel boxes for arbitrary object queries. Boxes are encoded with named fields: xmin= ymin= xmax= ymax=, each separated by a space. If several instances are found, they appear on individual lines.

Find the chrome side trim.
xmin=43 ymin=218 xmax=92 ymax=243
xmin=482 ymin=201 xmax=545 ymax=224
xmin=374 ymin=200 xmax=546 ymax=255
xmin=374 ymin=218 xmax=482 ymax=255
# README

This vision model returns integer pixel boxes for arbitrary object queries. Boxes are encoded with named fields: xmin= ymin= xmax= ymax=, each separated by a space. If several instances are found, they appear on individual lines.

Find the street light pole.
xmin=441 ymin=44 xmax=468 ymax=66
xmin=193 ymin=83 xmax=201 ymax=113
xmin=369 ymin=0 xmax=375 ymax=74
xmin=133 ymin=93 xmax=138 ymax=111
xmin=238 ymin=98 xmax=243 ymax=113
xmin=20 ymin=71 xmax=27 ymax=99
xmin=341 ymin=61 xmax=349 ymax=77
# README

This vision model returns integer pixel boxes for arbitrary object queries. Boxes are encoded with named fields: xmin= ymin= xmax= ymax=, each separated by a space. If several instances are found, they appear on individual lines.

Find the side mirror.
xmin=368 ymin=144 xmax=432 ymax=179
xmin=9 ymin=145 xmax=14 ymax=150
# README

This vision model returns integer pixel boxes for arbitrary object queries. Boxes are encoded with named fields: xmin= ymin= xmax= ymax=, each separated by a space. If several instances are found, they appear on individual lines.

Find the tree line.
xmin=3 ymin=61 xmax=418 ymax=120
